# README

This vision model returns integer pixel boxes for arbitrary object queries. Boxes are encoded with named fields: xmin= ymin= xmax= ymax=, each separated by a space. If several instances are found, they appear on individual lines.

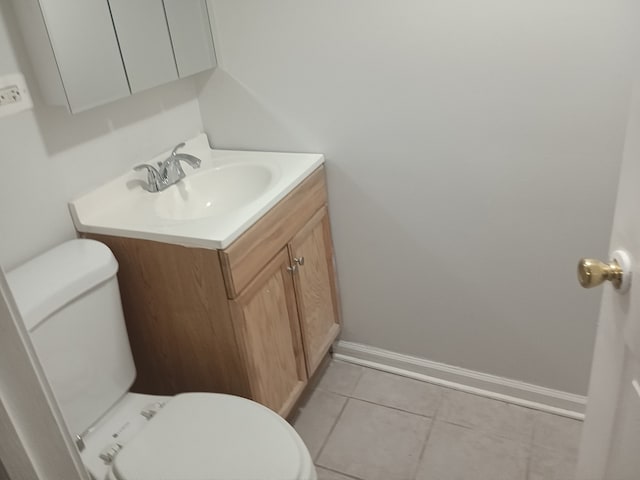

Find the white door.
xmin=575 ymin=80 xmax=640 ymax=480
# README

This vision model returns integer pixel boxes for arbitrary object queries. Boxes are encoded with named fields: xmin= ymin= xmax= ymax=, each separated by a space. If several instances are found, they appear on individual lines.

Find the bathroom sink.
xmin=154 ymin=164 xmax=273 ymax=221
xmin=69 ymin=134 xmax=324 ymax=249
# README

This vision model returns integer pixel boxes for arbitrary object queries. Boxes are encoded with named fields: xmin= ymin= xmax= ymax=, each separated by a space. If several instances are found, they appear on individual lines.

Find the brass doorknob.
xmin=577 ymin=258 xmax=623 ymax=289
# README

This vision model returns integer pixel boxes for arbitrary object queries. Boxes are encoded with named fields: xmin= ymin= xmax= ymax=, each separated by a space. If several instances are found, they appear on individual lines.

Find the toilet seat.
xmin=109 ymin=393 xmax=311 ymax=480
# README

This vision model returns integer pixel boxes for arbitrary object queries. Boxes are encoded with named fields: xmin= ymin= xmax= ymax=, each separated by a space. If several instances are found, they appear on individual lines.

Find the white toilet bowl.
xmin=7 ymin=239 xmax=316 ymax=480
xmin=82 ymin=392 xmax=316 ymax=480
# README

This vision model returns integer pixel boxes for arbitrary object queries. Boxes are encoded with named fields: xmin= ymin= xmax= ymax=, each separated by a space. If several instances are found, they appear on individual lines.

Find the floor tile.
xmin=528 ymin=445 xmax=578 ymax=480
xmin=416 ymin=421 xmax=529 ymax=480
xmin=317 ymin=361 xmax=365 ymax=396
xmin=316 ymin=467 xmax=358 ymax=480
xmin=293 ymin=389 xmax=348 ymax=459
xmin=532 ymin=411 xmax=582 ymax=454
xmin=438 ymin=389 xmax=535 ymax=443
xmin=318 ymin=399 xmax=431 ymax=480
xmin=351 ymin=369 xmax=443 ymax=417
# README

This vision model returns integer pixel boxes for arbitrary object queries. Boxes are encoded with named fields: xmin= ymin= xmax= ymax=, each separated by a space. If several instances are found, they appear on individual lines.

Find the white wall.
xmin=0 ymin=0 xmax=635 ymax=398
xmin=0 ymin=0 xmax=205 ymax=270
xmin=200 ymin=0 xmax=639 ymax=395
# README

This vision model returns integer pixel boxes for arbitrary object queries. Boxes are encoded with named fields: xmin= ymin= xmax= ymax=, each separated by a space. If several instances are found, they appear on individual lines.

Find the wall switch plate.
xmin=0 ymin=73 xmax=33 ymax=118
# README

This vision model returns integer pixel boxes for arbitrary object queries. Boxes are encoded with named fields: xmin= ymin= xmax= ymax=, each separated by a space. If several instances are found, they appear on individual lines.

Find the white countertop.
xmin=69 ymin=133 xmax=325 ymax=249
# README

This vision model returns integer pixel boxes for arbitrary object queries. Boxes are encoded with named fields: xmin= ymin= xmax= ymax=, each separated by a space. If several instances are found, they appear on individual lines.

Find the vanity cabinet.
xmin=83 ymin=166 xmax=340 ymax=417
xmin=290 ymin=207 xmax=341 ymax=375
xmin=230 ymin=249 xmax=307 ymax=414
xmin=12 ymin=0 xmax=216 ymax=113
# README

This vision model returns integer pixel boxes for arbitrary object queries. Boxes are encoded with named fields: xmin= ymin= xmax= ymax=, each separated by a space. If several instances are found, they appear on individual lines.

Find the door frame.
xmin=0 ymin=268 xmax=87 ymax=480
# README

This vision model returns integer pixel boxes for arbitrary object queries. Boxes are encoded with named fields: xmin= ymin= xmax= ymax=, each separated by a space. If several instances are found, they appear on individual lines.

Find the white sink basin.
xmin=155 ymin=163 xmax=273 ymax=221
xmin=70 ymin=134 xmax=324 ymax=249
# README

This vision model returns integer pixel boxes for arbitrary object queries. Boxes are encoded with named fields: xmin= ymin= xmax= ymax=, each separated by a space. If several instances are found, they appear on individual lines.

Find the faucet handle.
xmin=134 ymin=163 xmax=159 ymax=174
xmin=171 ymin=142 xmax=186 ymax=156
xmin=134 ymin=164 xmax=162 ymax=192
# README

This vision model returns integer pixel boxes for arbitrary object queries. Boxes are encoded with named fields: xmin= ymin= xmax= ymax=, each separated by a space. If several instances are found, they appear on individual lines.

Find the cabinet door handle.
xmin=294 ymin=257 xmax=305 ymax=266
xmin=287 ymin=265 xmax=298 ymax=272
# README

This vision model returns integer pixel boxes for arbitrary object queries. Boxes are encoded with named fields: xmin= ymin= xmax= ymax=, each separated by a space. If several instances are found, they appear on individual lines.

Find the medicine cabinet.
xmin=12 ymin=0 xmax=216 ymax=113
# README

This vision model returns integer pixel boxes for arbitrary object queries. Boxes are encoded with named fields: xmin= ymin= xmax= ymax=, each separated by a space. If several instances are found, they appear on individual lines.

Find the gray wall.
xmin=199 ymin=0 xmax=640 ymax=394
xmin=0 ymin=0 xmax=204 ymax=270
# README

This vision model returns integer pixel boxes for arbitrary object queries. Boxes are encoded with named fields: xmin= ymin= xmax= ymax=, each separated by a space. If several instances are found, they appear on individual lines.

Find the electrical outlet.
xmin=0 ymin=73 xmax=33 ymax=118
xmin=0 ymin=85 xmax=22 ymax=106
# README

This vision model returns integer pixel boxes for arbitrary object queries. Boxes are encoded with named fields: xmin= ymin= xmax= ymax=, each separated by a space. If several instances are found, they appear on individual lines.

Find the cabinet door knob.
xmin=287 ymin=265 xmax=298 ymax=272
xmin=294 ymin=257 xmax=305 ymax=266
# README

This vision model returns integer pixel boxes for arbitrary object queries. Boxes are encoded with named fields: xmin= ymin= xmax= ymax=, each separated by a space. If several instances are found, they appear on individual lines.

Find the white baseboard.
xmin=333 ymin=340 xmax=586 ymax=420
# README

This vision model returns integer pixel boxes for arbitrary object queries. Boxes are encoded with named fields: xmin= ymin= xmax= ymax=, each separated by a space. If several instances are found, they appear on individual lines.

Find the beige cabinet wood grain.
xmin=290 ymin=207 xmax=341 ymax=375
xmin=230 ymin=249 xmax=307 ymax=416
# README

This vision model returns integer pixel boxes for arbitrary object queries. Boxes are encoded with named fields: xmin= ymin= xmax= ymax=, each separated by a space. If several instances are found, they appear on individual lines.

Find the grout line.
xmin=337 ymin=359 xmax=448 ymax=419
xmin=436 ymin=388 xmax=541 ymax=446
xmin=529 ymin=411 xmax=538 ymax=445
xmin=349 ymin=360 xmax=367 ymax=393
xmin=314 ymin=396 xmax=350 ymax=463
xmin=524 ymin=411 xmax=538 ymax=480
xmin=434 ymin=418 xmax=534 ymax=446
xmin=430 ymin=389 xmax=533 ymax=446
xmin=411 ymin=390 xmax=444 ymax=479
xmin=303 ymin=386 xmax=351 ymax=402
xmin=411 ymin=411 xmax=439 ymax=480
xmin=315 ymin=465 xmax=365 ymax=480
xmin=315 ymin=357 xmax=366 ymax=398
xmin=346 ymin=396 xmax=439 ymax=419
xmin=432 ymin=388 xmax=446 ymax=419
xmin=525 ymin=448 xmax=533 ymax=479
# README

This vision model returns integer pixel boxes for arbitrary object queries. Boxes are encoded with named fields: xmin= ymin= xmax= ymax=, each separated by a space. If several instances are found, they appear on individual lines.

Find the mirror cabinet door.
xmin=18 ymin=0 xmax=216 ymax=112
xmin=164 ymin=0 xmax=217 ymax=78
xmin=108 ymin=0 xmax=179 ymax=94
xmin=39 ymin=0 xmax=130 ymax=113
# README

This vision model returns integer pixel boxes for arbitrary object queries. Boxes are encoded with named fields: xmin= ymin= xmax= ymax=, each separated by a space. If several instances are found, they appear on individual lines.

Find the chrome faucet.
xmin=134 ymin=143 xmax=202 ymax=192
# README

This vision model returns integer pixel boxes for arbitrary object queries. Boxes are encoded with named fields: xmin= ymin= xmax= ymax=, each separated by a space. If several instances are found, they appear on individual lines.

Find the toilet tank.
xmin=7 ymin=239 xmax=136 ymax=438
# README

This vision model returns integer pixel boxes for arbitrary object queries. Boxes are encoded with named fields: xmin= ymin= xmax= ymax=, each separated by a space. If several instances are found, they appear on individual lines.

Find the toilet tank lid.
xmin=6 ymin=239 xmax=118 ymax=331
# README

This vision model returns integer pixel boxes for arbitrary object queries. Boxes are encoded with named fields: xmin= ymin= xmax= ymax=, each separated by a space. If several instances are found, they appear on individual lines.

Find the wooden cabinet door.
xmin=290 ymin=207 xmax=341 ymax=376
xmin=230 ymin=248 xmax=307 ymax=416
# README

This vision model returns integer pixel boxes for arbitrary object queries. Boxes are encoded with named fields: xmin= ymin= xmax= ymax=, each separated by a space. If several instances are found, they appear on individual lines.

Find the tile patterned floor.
xmin=292 ymin=361 xmax=582 ymax=480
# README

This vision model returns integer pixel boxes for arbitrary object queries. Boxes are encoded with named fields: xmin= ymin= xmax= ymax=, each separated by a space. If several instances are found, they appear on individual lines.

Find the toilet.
xmin=7 ymin=239 xmax=316 ymax=480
